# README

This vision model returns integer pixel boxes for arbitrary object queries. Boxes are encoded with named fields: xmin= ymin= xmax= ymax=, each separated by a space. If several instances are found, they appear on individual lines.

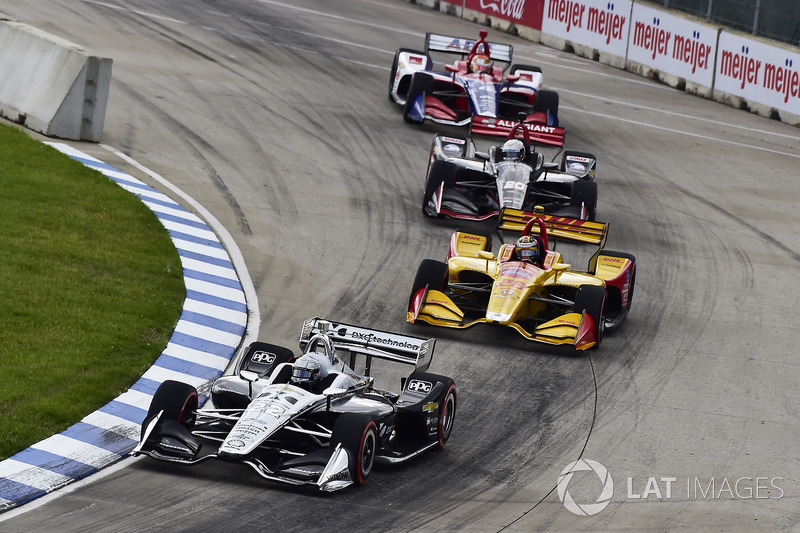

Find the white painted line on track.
xmin=560 ymin=105 xmax=800 ymax=159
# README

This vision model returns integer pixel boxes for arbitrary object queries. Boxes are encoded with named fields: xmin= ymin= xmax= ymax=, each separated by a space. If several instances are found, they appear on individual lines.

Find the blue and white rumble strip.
xmin=0 ymin=144 xmax=250 ymax=512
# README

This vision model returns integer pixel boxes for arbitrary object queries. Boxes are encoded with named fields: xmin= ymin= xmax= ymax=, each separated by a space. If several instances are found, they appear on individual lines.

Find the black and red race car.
xmin=422 ymin=117 xmax=598 ymax=222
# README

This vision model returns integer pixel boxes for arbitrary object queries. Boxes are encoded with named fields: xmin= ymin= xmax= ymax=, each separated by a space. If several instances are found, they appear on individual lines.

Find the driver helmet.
xmin=469 ymin=54 xmax=493 ymax=73
xmin=291 ymin=355 xmax=322 ymax=385
xmin=501 ymin=139 xmax=526 ymax=161
xmin=515 ymin=235 xmax=541 ymax=264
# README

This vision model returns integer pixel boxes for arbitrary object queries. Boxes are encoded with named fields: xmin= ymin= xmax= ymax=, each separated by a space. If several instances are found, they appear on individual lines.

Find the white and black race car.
xmin=422 ymin=118 xmax=599 ymax=222
xmin=133 ymin=318 xmax=457 ymax=492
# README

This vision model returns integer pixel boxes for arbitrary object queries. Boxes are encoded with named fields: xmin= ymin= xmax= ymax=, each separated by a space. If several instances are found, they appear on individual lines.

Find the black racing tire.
xmin=534 ymin=89 xmax=559 ymax=122
xmin=509 ymin=63 xmax=543 ymax=74
xmin=389 ymin=48 xmax=428 ymax=102
xmin=422 ymin=160 xmax=458 ymax=216
xmin=435 ymin=378 xmax=457 ymax=449
xmin=453 ymin=227 xmax=493 ymax=253
xmin=569 ymin=180 xmax=598 ymax=221
xmin=403 ymin=72 xmax=433 ymax=123
xmin=574 ymin=285 xmax=607 ymax=349
xmin=331 ymin=414 xmax=378 ymax=486
xmin=599 ymin=251 xmax=637 ymax=312
xmin=412 ymin=259 xmax=449 ymax=294
xmin=143 ymin=380 xmax=199 ymax=440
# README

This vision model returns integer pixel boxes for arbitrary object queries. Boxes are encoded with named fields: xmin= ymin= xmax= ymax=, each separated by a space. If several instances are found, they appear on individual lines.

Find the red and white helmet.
xmin=469 ymin=54 xmax=493 ymax=73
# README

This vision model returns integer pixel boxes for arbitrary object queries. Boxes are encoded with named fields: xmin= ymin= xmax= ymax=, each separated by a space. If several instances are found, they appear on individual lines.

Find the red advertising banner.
xmin=464 ymin=0 xmax=545 ymax=31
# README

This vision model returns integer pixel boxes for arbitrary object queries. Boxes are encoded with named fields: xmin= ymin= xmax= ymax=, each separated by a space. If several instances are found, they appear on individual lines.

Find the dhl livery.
xmin=407 ymin=208 xmax=636 ymax=350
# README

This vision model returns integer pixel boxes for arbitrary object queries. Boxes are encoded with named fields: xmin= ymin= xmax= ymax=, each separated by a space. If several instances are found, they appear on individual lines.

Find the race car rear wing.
xmin=497 ymin=207 xmax=609 ymax=247
xmin=425 ymin=32 xmax=513 ymax=62
xmin=299 ymin=317 xmax=434 ymax=372
xmin=471 ymin=118 xmax=566 ymax=147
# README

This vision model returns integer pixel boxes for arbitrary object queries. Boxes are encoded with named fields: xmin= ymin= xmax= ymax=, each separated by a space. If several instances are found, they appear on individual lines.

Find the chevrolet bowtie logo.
xmin=422 ymin=402 xmax=438 ymax=413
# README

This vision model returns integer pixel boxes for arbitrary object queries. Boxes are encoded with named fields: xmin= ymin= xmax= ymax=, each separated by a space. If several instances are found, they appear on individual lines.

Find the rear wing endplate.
xmin=425 ymin=32 xmax=513 ymax=62
xmin=299 ymin=317 xmax=435 ymax=372
xmin=498 ymin=207 xmax=609 ymax=247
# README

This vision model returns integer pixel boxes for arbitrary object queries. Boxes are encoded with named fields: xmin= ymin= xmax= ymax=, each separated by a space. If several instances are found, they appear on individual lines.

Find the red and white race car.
xmin=388 ymin=30 xmax=564 ymax=144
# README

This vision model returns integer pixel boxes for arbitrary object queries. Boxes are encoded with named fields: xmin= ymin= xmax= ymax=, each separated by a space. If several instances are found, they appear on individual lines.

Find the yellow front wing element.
xmin=507 ymin=312 xmax=590 ymax=346
xmin=534 ymin=312 xmax=583 ymax=343
xmin=498 ymin=207 xmax=608 ymax=246
xmin=411 ymin=290 xmax=465 ymax=325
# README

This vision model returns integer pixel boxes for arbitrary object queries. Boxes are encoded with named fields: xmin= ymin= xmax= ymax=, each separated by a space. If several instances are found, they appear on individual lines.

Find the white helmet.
xmin=501 ymin=139 xmax=525 ymax=161
xmin=291 ymin=355 xmax=321 ymax=385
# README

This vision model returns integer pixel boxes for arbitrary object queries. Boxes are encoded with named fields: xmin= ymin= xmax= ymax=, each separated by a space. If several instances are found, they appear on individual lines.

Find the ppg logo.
xmin=407 ymin=379 xmax=432 ymax=393
xmin=251 ymin=351 xmax=276 ymax=364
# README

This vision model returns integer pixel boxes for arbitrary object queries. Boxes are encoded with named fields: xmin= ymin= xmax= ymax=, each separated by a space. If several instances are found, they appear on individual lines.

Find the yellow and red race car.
xmin=407 ymin=208 xmax=635 ymax=350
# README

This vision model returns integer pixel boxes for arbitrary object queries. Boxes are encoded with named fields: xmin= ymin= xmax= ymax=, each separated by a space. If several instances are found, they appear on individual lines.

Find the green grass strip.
xmin=0 ymin=123 xmax=185 ymax=460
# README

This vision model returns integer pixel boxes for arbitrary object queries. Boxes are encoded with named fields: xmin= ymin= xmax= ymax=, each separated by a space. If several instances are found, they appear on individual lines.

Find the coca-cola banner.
xmin=464 ymin=0 xmax=545 ymax=31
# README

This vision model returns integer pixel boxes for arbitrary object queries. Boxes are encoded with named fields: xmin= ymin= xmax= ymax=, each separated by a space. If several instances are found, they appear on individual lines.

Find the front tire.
xmin=403 ymin=72 xmax=433 ymax=123
xmin=412 ymin=259 xmax=449 ymax=294
xmin=574 ymin=285 xmax=606 ymax=349
xmin=142 ymin=380 xmax=199 ymax=440
xmin=422 ymin=160 xmax=457 ymax=217
xmin=331 ymin=414 xmax=378 ymax=485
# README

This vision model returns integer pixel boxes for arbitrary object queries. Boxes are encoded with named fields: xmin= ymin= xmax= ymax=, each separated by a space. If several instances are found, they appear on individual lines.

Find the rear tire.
xmin=574 ymin=285 xmax=606 ymax=349
xmin=436 ymin=379 xmax=457 ymax=449
xmin=389 ymin=48 xmax=428 ymax=102
xmin=509 ymin=63 xmax=543 ymax=74
xmin=331 ymin=414 xmax=378 ymax=485
xmin=599 ymin=251 xmax=636 ymax=312
xmin=561 ymin=151 xmax=596 ymax=175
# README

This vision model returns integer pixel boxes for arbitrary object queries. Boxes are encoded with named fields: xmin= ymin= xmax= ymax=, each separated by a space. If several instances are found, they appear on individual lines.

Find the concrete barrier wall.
xmin=417 ymin=0 xmax=800 ymax=128
xmin=0 ymin=14 xmax=112 ymax=142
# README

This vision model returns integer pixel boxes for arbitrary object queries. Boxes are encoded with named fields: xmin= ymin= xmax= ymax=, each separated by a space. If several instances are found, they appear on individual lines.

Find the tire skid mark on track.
xmin=117 ymin=83 xmax=255 ymax=236
xmin=499 ymin=353 xmax=600 ymax=532
xmin=0 ymin=145 xmax=249 ymax=513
